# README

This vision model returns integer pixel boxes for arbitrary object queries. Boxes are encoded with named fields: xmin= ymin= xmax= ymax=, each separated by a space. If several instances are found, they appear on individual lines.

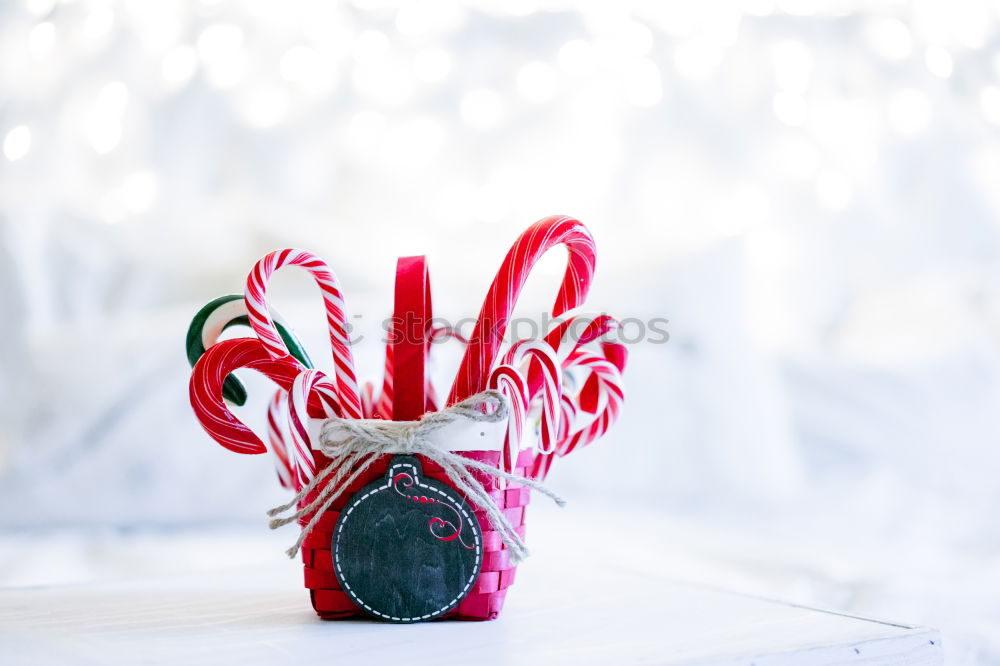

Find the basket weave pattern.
xmin=300 ymin=448 xmax=535 ymax=620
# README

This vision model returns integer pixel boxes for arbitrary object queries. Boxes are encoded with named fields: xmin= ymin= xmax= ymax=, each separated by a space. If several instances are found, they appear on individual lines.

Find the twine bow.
xmin=267 ymin=390 xmax=566 ymax=564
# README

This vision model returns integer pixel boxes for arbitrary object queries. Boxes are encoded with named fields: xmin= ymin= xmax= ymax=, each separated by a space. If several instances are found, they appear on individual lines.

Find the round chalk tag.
xmin=332 ymin=455 xmax=483 ymax=622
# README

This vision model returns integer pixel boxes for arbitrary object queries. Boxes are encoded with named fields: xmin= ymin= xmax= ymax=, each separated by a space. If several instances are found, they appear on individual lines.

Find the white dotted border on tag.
xmin=333 ymin=459 xmax=483 ymax=622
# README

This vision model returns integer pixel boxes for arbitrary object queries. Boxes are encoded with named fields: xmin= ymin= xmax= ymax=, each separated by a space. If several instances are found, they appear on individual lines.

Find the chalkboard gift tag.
xmin=332 ymin=455 xmax=483 ymax=622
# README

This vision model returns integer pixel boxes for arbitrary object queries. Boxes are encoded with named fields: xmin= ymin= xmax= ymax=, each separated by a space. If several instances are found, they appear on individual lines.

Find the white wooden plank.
xmin=0 ymin=555 xmax=941 ymax=665
xmin=0 ymin=498 xmax=943 ymax=665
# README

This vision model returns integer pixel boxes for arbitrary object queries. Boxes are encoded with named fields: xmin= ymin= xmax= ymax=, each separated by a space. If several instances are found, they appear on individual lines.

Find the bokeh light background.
xmin=2 ymin=0 xmax=1000 ymax=662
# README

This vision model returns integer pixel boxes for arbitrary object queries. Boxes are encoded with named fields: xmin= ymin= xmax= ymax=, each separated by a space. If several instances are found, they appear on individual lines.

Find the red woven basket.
xmin=300 ymin=448 xmax=534 ymax=620
xmin=188 ymin=216 xmax=626 ymax=623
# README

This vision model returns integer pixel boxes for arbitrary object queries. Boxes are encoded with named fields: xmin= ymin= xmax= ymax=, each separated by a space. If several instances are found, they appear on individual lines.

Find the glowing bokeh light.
xmin=623 ymin=58 xmax=663 ymax=108
xmin=516 ymin=61 xmax=558 ymax=103
xmin=84 ymin=82 xmax=129 ymax=155
xmin=863 ymin=18 xmax=913 ymax=61
xmin=673 ymin=38 xmax=724 ymax=80
xmin=162 ymin=44 xmax=199 ymax=90
xmin=887 ymin=89 xmax=932 ymax=135
xmin=924 ymin=46 xmax=953 ymax=78
xmin=980 ymin=86 xmax=1000 ymax=126
xmin=815 ymin=169 xmax=853 ymax=210
xmin=120 ymin=170 xmax=159 ymax=214
xmin=413 ymin=47 xmax=452 ymax=84
xmin=28 ymin=21 xmax=55 ymax=60
xmin=771 ymin=40 xmax=812 ymax=93
xmin=3 ymin=125 xmax=32 ymax=162
xmin=239 ymin=87 xmax=290 ymax=129
xmin=197 ymin=23 xmax=247 ymax=89
xmin=773 ymin=91 xmax=807 ymax=127
xmin=557 ymin=39 xmax=598 ymax=78
xmin=459 ymin=89 xmax=504 ymax=130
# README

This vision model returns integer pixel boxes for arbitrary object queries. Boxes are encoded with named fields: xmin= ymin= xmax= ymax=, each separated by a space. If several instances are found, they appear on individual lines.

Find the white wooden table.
xmin=0 ymin=561 xmax=941 ymax=665
xmin=0 ymin=503 xmax=942 ymax=665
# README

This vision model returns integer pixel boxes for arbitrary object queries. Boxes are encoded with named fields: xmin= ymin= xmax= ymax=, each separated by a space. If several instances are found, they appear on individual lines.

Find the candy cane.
xmin=191 ymin=219 xmax=627 ymax=492
xmin=287 ymin=368 xmax=340 ymax=486
xmin=529 ymin=311 xmax=626 ymax=479
xmin=185 ymin=294 xmax=314 ymax=406
xmin=191 ymin=337 xmax=342 ymax=453
xmin=449 ymin=216 xmax=595 ymax=404
xmin=545 ymin=313 xmax=627 ymax=444
xmin=559 ymin=392 xmax=579 ymax=437
xmin=559 ymin=349 xmax=624 ymax=456
xmin=266 ymin=390 xmax=296 ymax=489
xmin=525 ymin=350 xmax=623 ymax=480
xmin=487 ymin=364 xmax=530 ymax=473
xmin=544 ymin=313 xmax=622 ymax=364
xmin=501 ymin=339 xmax=562 ymax=454
xmin=191 ymin=338 xmax=307 ymax=454
xmin=245 ymin=249 xmax=363 ymax=419
xmin=361 ymin=381 xmax=377 ymax=420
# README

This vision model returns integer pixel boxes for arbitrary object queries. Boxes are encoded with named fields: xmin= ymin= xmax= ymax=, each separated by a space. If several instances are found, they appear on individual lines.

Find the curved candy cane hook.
xmin=245 ymin=249 xmax=363 ymax=419
xmin=190 ymin=338 xmax=335 ymax=455
xmin=529 ymin=315 xmax=627 ymax=479
xmin=544 ymin=313 xmax=624 ymax=366
xmin=185 ymin=294 xmax=314 ymax=406
xmin=487 ymin=364 xmax=530 ymax=474
xmin=287 ymin=368 xmax=340 ymax=487
xmin=502 ymin=339 xmax=562 ymax=455
xmin=449 ymin=216 xmax=595 ymax=404
xmin=558 ymin=349 xmax=625 ymax=457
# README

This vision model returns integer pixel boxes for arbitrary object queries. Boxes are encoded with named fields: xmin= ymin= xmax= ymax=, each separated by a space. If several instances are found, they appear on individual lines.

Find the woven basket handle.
xmin=390 ymin=256 xmax=433 ymax=421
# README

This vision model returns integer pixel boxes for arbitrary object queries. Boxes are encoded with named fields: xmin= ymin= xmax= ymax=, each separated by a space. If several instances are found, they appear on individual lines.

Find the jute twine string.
xmin=267 ymin=390 xmax=565 ymax=563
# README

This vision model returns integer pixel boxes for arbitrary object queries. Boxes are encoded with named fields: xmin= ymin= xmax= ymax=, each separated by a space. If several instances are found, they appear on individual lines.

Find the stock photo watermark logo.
xmin=345 ymin=313 xmax=670 ymax=346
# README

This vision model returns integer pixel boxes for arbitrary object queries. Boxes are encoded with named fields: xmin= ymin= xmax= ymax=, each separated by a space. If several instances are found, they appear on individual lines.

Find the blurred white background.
xmin=1 ymin=0 xmax=999 ymax=662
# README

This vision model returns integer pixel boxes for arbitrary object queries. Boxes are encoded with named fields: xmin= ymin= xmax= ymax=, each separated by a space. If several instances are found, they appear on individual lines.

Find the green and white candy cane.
xmin=185 ymin=294 xmax=314 ymax=406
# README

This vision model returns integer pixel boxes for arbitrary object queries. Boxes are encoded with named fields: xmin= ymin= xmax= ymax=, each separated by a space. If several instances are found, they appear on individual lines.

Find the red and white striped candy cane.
xmin=487 ymin=364 xmax=530 ymax=473
xmin=245 ymin=249 xmax=363 ymax=419
xmin=501 ymin=339 xmax=562 ymax=455
xmin=518 ymin=313 xmax=625 ymax=477
xmin=559 ymin=348 xmax=625 ymax=456
xmin=538 ymin=392 xmax=582 ymax=479
xmin=545 ymin=313 xmax=622 ymax=362
xmin=528 ymin=347 xmax=624 ymax=479
xmin=361 ymin=381 xmax=378 ymax=420
xmin=191 ymin=338 xmax=313 ymax=454
xmin=546 ymin=313 xmax=627 ymax=446
xmin=265 ymin=390 xmax=296 ymax=490
xmin=558 ymin=392 xmax=579 ymax=440
xmin=287 ymin=368 xmax=340 ymax=487
xmin=449 ymin=216 xmax=595 ymax=404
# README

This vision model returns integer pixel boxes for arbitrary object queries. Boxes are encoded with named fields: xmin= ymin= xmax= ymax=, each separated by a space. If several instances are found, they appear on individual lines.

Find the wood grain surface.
xmin=0 ymin=503 xmax=943 ymax=665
